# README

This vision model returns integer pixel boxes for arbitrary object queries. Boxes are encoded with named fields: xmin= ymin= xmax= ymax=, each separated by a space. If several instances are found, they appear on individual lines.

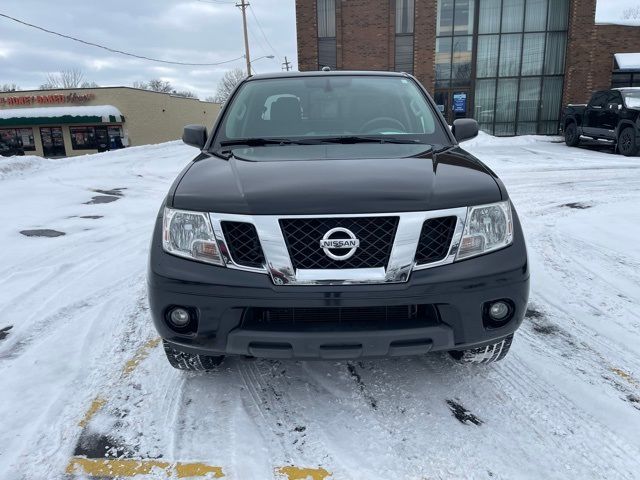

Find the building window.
xmin=395 ymin=0 xmax=415 ymax=73
xmin=0 ymin=128 xmax=36 ymax=151
xmin=396 ymin=0 xmax=414 ymax=34
xmin=317 ymin=0 xmax=336 ymax=70
xmin=71 ymin=126 xmax=124 ymax=150
xmin=436 ymin=0 xmax=475 ymax=89
xmin=473 ymin=0 xmax=569 ymax=135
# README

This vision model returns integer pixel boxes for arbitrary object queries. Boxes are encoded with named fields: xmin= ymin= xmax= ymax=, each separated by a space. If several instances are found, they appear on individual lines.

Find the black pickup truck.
xmin=148 ymin=71 xmax=529 ymax=370
xmin=562 ymin=88 xmax=640 ymax=156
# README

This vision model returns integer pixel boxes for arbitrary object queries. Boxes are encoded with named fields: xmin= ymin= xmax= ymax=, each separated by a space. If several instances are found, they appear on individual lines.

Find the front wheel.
xmin=449 ymin=335 xmax=513 ymax=364
xmin=618 ymin=127 xmax=639 ymax=157
xmin=564 ymin=123 xmax=580 ymax=147
xmin=163 ymin=340 xmax=224 ymax=371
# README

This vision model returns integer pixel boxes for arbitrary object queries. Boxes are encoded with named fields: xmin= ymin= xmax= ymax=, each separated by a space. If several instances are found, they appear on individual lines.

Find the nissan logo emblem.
xmin=319 ymin=227 xmax=360 ymax=261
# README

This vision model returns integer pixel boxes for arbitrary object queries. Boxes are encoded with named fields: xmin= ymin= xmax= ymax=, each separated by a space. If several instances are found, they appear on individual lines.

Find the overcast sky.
xmin=0 ymin=0 xmax=297 ymax=99
xmin=0 ymin=0 xmax=637 ymax=99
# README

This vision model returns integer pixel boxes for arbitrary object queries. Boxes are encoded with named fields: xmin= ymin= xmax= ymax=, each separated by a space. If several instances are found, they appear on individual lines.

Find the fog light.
xmin=489 ymin=301 xmax=510 ymax=321
xmin=169 ymin=307 xmax=191 ymax=327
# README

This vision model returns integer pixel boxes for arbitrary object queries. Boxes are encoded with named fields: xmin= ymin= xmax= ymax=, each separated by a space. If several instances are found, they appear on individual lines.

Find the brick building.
xmin=296 ymin=0 xmax=640 ymax=135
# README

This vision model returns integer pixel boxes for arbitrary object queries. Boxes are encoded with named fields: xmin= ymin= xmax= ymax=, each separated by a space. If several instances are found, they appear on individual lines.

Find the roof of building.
xmin=614 ymin=53 xmax=640 ymax=70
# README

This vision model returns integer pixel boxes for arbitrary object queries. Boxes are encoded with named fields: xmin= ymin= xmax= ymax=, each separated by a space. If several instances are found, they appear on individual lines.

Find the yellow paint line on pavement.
xmin=122 ymin=337 xmax=162 ymax=377
xmin=276 ymin=465 xmax=332 ymax=480
xmin=78 ymin=396 xmax=107 ymax=429
xmin=611 ymin=367 xmax=639 ymax=386
xmin=77 ymin=337 xmax=161 ymax=428
xmin=66 ymin=457 xmax=224 ymax=478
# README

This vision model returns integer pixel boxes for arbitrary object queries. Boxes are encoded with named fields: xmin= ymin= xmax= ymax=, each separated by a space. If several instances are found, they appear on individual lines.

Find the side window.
xmin=588 ymin=92 xmax=607 ymax=108
xmin=606 ymin=91 xmax=622 ymax=109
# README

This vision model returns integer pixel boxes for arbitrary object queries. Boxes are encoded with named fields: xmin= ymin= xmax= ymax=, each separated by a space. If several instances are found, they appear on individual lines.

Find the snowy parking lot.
xmin=1 ymin=135 xmax=639 ymax=479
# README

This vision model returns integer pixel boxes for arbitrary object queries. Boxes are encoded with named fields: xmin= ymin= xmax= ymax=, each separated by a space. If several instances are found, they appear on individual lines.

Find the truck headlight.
xmin=162 ymin=207 xmax=224 ymax=265
xmin=456 ymin=201 xmax=513 ymax=260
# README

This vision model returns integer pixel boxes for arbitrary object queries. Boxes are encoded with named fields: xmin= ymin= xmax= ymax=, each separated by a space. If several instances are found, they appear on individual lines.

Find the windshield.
xmin=212 ymin=75 xmax=450 ymax=150
xmin=623 ymin=91 xmax=640 ymax=109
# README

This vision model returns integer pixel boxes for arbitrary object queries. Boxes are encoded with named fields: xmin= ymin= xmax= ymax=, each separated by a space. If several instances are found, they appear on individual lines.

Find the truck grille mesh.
xmin=279 ymin=217 xmax=399 ymax=270
xmin=221 ymin=221 xmax=265 ymax=269
xmin=414 ymin=216 xmax=457 ymax=265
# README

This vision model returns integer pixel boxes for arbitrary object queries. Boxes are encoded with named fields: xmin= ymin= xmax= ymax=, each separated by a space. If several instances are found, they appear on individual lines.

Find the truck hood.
xmin=171 ymin=144 xmax=504 ymax=215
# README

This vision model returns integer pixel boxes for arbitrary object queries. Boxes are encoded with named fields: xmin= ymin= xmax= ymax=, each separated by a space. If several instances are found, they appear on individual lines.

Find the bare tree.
xmin=204 ymin=96 xmax=216 ymax=103
xmin=1 ymin=83 xmax=19 ymax=92
xmin=40 ymin=68 xmax=95 ymax=89
xmin=213 ymin=69 xmax=246 ymax=104
xmin=147 ymin=79 xmax=173 ymax=93
xmin=623 ymin=6 xmax=640 ymax=20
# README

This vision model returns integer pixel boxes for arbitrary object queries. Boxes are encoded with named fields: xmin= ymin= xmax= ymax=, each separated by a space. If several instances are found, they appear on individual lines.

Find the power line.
xmin=248 ymin=5 xmax=281 ymax=62
xmin=0 ymin=12 xmax=244 ymax=67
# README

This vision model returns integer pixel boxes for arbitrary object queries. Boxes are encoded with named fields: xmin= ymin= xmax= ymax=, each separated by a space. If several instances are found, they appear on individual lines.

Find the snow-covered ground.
xmin=1 ymin=136 xmax=639 ymax=479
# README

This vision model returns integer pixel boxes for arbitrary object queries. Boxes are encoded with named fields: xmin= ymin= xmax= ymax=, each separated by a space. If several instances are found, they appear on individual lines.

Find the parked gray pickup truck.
xmin=562 ymin=88 xmax=640 ymax=156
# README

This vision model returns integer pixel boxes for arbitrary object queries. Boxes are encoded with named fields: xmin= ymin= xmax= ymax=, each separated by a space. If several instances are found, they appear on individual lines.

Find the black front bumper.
xmin=148 ymin=215 xmax=529 ymax=360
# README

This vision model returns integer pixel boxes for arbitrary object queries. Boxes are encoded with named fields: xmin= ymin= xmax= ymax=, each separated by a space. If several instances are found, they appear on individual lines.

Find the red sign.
xmin=0 ymin=92 xmax=96 ymax=107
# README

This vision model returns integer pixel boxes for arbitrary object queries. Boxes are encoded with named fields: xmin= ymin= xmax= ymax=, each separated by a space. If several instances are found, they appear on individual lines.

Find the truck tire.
xmin=163 ymin=339 xmax=224 ymax=371
xmin=564 ymin=122 xmax=580 ymax=147
xmin=618 ymin=127 xmax=639 ymax=157
xmin=449 ymin=335 xmax=513 ymax=364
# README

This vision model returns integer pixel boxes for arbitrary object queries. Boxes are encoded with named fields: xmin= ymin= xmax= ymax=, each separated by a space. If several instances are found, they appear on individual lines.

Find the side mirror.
xmin=452 ymin=118 xmax=479 ymax=142
xmin=182 ymin=125 xmax=208 ymax=149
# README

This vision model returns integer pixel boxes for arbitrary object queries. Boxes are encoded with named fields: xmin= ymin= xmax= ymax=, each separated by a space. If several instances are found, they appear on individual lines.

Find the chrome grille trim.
xmin=209 ymin=208 xmax=468 ymax=285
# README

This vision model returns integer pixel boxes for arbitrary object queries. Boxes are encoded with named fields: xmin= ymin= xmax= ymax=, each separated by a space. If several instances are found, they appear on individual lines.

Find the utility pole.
xmin=236 ymin=0 xmax=252 ymax=76
xmin=282 ymin=56 xmax=292 ymax=71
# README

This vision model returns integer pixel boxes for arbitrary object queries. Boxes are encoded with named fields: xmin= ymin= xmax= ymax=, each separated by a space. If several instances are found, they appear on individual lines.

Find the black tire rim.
xmin=566 ymin=126 xmax=575 ymax=143
xmin=620 ymin=132 xmax=632 ymax=153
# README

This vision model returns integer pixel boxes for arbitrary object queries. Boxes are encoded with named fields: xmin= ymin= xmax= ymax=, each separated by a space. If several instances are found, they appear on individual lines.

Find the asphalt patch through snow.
xmin=85 ymin=188 xmax=127 ymax=205
xmin=562 ymin=202 xmax=592 ymax=210
xmin=0 ymin=326 xmax=12 ymax=341
xmin=20 ymin=229 xmax=65 ymax=237
xmin=446 ymin=400 xmax=483 ymax=426
xmin=347 ymin=362 xmax=378 ymax=410
xmin=525 ymin=308 xmax=560 ymax=336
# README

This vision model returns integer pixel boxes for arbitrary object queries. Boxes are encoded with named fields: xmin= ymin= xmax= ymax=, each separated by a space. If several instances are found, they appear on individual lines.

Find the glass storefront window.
xmin=476 ymin=35 xmax=499 ymax=78
xmin=454 ymin=0 xmax=475 ymax=35
xmin=518 ymin=77 xmax=542 ymax=122
xmin=0 ymin=128 xmax=36 ymax=151
xmin=437 ymin=0 xmax=455 ymax=36
xmin=544 ymin=32 xmax=567 ymax=75
xmin=547 ymin=0 xmax=569 ymax=31
xmin=71 ymin=125 xmax=124 ymax=150
xmin=436 ymin=37 xmax=453 ymax=88
xmin=501 ymin=0 xmax=525 ymax=33
xmin=499 ymin=34 xmax=522 ymax=77
xmin=473 ymin=0 xmax=568 ymax=135
xmin=452 ymin=36 xmax=473 ymax=86
xmin=521 ymin=33 xmax=545 ymax=75
xmin=478 ymin=0 xmax=501 ymax=34
xmin=474 ymin=78 xmax=496 ymax=127
xmin=525 ymin=0 xmax=547 ymax=31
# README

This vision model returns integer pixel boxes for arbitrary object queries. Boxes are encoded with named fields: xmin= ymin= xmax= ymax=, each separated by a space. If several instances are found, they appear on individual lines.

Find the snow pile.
xmin=0 ymin=155 xmax=56 ymax=180
xmin=0 ymin=105 xmax=122 ymax=119
xmin=461 ymin=129 xmax=561 ymax=148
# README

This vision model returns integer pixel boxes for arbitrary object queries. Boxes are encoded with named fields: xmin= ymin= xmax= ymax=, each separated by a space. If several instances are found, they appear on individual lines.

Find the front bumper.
xmin=148 ymin=213 xmax=529 ymax=359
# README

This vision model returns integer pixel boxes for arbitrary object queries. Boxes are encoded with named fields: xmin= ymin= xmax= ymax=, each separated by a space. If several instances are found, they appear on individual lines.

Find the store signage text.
xmin=0 ymin=92 xmax=96 ymax=107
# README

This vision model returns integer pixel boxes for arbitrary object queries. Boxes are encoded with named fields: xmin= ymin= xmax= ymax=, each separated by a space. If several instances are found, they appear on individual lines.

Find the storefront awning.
xmin=614 ymin=53 xmax=640 ymax=71
xmin=0 ymin=105 xmax=124 ymax=126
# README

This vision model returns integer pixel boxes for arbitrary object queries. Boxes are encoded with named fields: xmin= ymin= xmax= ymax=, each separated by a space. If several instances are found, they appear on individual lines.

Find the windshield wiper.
xmin=312 ymin=136 xmax=423 ymax=145
xmin=219 ymin=138 xmax=296 ymax=147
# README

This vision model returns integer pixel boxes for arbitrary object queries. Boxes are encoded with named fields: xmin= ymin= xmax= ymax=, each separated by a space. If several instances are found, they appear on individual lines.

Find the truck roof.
xmin=247 ymin=70 xmax=411 ymax=81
